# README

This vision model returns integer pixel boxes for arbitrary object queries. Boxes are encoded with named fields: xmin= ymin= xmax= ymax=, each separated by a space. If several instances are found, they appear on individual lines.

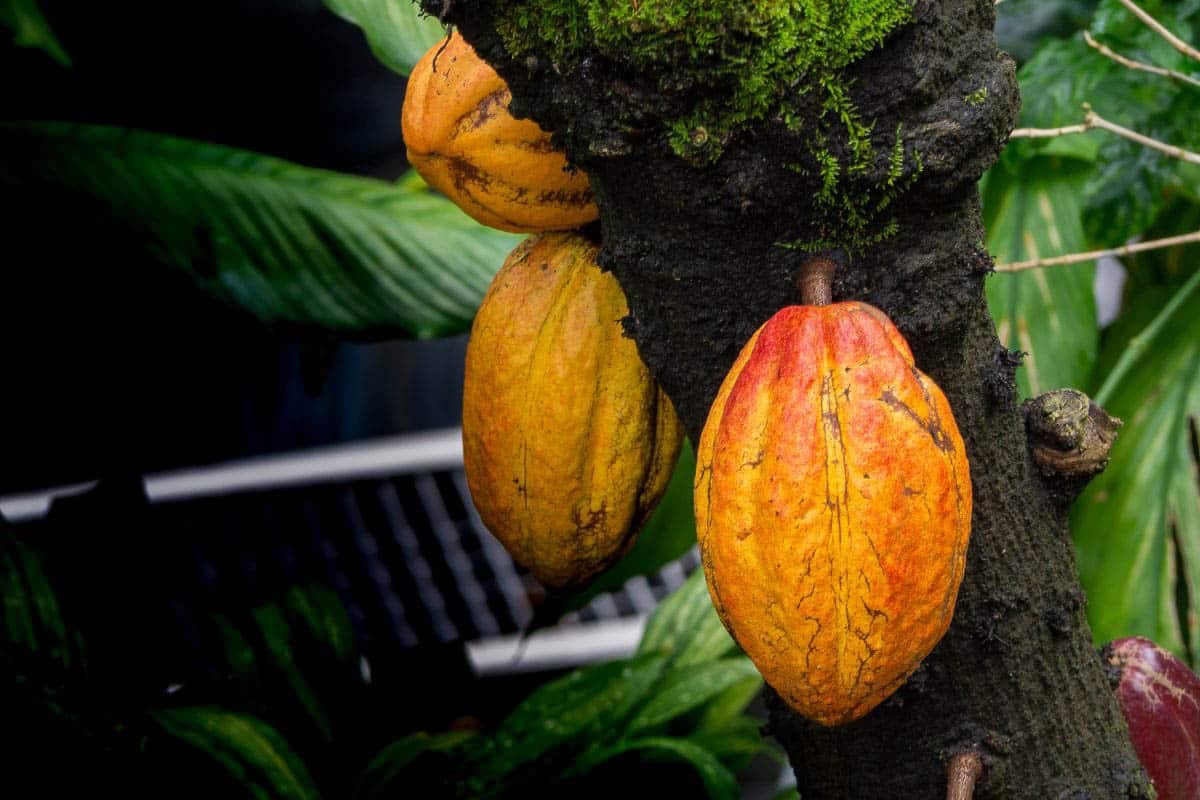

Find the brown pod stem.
xmin=946 ymin=751 xmax=984 ymax=800
xmin=799 ymin=257 xmax=837 ymax=306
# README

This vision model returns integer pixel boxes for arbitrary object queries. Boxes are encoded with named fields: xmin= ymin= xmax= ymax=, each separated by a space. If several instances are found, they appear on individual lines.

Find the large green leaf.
xmin=638 ymin=567 xmax=737 ymax=669
xmin=1072 ymin=267 xmax=1200 ymax=659
xmin=323 ymin=0 xmax=446 ymax=76
xmin=565 ymin=440 xmax=698 ymax=612
xmin=626 ymin=657 xmax=760 ymax=734
xmin=0 ymin=0 xmax=69 ymax=65
xmin=475 ymin=653 xmax=667 ymax=777
xmin=983 ymin=154 xmax=1098 ymax=398
xmin=0 ymin=122 xmax=520 ymax=338
xmin=153 ymin=707 xmax=322 ymax=800
xmin=357 ymin=731 xmax=474 ymax=798
xmin=576 ymin=737 xmax=739 ymax=800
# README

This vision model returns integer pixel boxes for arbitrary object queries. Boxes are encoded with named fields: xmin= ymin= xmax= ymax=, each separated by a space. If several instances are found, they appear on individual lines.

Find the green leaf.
xmin=994 ymin=0 xmax=1098 ymax=63
xmin=357 ymin=731 xmax=474 ymax=798
xmin=0 ymin=122 xmax=521 ymax=338
xmin=0 ymin=0 xmax=70 ymax=65
xmin=577 ymin=737 xmax=739 ymax=800
xmin=0 ymin=532 xmax=76 ymax=669
xmin=695 ymin=674 xmax=764 ymax=732
xmin=627 ymin=657 xmax=761 ymax=734
xmin=983 ymin=154 xmax=1098 ymax=398
xmin=153 ymin=707 xmax=322 ymax=800
xmin=478 ymin=653 xmax=667 ymax=776
xmin=323 ymin=0 xmax=446 ymax=76
xmin=638 ymin=565 xmax=736 ymax=669
xmin=282 ymin=585 xmax=355 ymax=664
xmin=564 ymin=440 xmax=697 ymax=612
xmin=687 ymin=716 xmax=774 ymax=769
xmin=253 ymin=604 xmax=334 ymax=741
xmin=1072 ymin=267 xmax=1200 ymax=659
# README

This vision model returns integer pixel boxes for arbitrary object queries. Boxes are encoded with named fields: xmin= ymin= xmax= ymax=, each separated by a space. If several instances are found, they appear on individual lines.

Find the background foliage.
xmin=3 ymin=0 xmax=1200 ymax=796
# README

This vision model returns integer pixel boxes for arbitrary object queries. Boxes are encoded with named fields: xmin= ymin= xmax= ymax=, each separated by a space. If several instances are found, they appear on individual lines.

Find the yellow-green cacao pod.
xmin=463 ymin=233 xmax=683 ymax=590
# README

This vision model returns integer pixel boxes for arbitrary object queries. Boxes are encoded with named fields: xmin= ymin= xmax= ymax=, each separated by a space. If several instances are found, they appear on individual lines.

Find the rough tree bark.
xmin=427 ymin=1 xmax=1153 ymax=796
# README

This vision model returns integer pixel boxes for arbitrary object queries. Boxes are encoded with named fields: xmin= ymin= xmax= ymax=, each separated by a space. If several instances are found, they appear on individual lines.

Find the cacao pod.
xmin=402 ymin=32 xmax=599 ymax=233
xmin=695 ymin=299 xmax=972 ymax=726
xmin=1108 ymin=636 xmax=1200 ymax=800
xmin=463 ymin=233 xmax=683 ymax=590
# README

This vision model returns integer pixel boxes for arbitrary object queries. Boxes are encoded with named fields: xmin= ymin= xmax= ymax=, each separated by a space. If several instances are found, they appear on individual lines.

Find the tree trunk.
xmin=429 ymin=1 xmax=1152 ymax=796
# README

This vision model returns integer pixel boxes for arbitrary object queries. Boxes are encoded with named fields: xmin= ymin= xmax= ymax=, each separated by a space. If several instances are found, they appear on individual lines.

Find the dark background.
xmin=2 ymin=0 xmax=466 ymax=495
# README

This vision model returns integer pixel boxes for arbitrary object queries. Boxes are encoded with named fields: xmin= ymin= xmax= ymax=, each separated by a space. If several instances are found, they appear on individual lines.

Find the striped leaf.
xmin=323 ymin=0 xmax=446 ymax=75
xmin=983 ymin=154 xmax=1098 ymax=398
xmin=0 ymin=122 xmax=520 ymax=338
xmin=154 ymin=707 xmax=322 ymax=800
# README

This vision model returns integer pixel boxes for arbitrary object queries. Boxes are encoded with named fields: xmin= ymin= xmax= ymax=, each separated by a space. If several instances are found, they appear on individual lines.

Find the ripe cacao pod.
xmin=695 ymin=298 xmax=972 ymax=726
xmin=402 ymin=32 xmax=599 ymax=234
xmin=463 ymin=233 xmax=683 ymax=590
xmin=1108 ymin=636 xmax=1200 ymax=800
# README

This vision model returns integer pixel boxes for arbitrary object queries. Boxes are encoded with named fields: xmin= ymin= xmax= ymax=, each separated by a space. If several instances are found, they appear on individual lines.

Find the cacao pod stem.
xmin=946 ymin=751 xmax=984 ymax=800
xmin=798 ymin=256 xmax=837 ymax=306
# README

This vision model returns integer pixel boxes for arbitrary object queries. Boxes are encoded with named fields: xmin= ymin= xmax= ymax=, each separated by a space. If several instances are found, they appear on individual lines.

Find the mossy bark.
xmin=427 ymin=0 xmax=1152 ymax=796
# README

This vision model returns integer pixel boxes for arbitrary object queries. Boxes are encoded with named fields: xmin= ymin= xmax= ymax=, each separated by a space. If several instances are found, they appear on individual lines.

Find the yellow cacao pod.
xmin=402 ymin=32 xmax=599 ymax=233
xmin=463 ymin=233 xmax=683 ymax=589
xmin=695 ymin=300 xmax=972 ymax=726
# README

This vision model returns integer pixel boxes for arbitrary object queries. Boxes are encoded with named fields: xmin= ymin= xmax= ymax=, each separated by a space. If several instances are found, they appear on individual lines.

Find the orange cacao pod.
xmin=402 ymin=32 xmax=599 ymax=233
xmin=695 ymin=299 xmax=972 ymax=726
xmin=463 ymin=233 xmax=683 ymax=590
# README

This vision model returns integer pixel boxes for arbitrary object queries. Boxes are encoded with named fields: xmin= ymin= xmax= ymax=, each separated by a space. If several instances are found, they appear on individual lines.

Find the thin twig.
xmin=1009 ymin=123 xmax=1090 ymax=138
xmin=1094 ymin=265 xmax=1200 ymax=407
xmin=994 ymin=229 xmax=1200 ymax=272
xmin=1117 ymin=0 xmax=1200 ymax=63
xmin=1086 ymin=108 xmax=1200 ymax=164
xmin=946 ymin=751 xmax=984 ymax=800
xmin=1084 ymin=31 xmax=1200 ymax=89
xmin=1010 ymin=107 xmax=1200 ymax=165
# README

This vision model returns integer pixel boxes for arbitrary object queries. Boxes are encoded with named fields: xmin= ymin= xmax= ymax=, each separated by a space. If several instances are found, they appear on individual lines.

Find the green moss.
xmin=495 ymin=1 xmax=914 ymax=157
xmin=781 ymin=123 xmax=921 ymax=255
xmin=965 ymin=86 xmax=988 ymax=106
xmin=494 ymin=0 xmax=918 ymax=249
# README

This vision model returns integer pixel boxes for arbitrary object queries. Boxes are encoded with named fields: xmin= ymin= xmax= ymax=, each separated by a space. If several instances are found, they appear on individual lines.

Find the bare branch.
xmin=1009 ymin=123 xmax=1090 ymax=139
xmin=1084 ymin=30 xmax=1200 ymax=89
xmin=1010 ymin=107 xmax=1200 ymax=165
xmin=1117 ymin=0 xmax=1200 ymax=63
xmin=946 ymin=751 xmax=984 ymax=800
xmin=994 ymin=230 xmax=1200 ymax=273
xmin=1085 ymin=107 xmax=1200 ymax=164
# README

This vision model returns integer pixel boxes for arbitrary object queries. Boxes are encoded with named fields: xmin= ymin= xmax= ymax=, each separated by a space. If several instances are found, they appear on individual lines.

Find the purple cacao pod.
xmin=1108 ymin=636 xmax=1200 ymax=800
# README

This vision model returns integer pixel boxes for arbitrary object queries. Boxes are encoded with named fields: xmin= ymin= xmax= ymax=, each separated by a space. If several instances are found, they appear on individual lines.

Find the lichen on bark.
xmin=429 ymin=0 xmax=1155 ymax=795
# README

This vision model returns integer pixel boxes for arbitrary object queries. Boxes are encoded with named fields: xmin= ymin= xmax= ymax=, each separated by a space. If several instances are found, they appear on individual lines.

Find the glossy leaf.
xmin=564 ymin=441 xmax=698 ymax=612
xmin=983 ymin=154 xmax=1098 ymax=398
xmin=0 ymin=122 xmax=520 ymax=338
xmin=688 ymin=716 xmax=774 ymax=770
xmin=1072 ymin=268 xmax=1200 ymax=658
xmin=695 ymin=674 xmax=764 ymax=732
xmin=577 ymin=737 xmax=739 ymax=800
xmin=357 ymin=731 xmax=474 ymax=798
xmin=253 ymin=604 xmax=334 ymax=741
xmin=638 ymin=567 xmax=737 ymax=669
xmin=323 ymin=0 xmax=446 ymax=76
xmin=627 ymin=657 xmax=761 ymax=734
xmin=477 ymin=653 xmax=667 ymax=776
xmin=154 ymin=707 xmax=322 ymax=800
xmin=282 ymin=585 xmax=355 ymax=665
xmin=0 ymin=531 xmax=77 ymax=670
xmin=0 ymin=0 xmax=69 ymax=65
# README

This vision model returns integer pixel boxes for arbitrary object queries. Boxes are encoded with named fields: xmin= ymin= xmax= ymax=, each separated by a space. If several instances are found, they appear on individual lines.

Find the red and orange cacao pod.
xmin=401 ymin=32 xmax=599 ymax=233
xmin=695 ymin=288 xmax=972 ymax=726
xmin=463 ymin=233 xmax=683 ymax=590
